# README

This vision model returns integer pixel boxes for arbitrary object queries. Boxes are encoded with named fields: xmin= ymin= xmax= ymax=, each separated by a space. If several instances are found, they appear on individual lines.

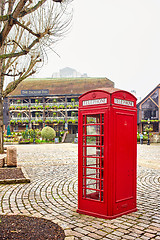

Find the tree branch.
xmin=11 ymin=17 xmax=40 ymax=38
xmin=0 ymin=0 xmax=28 ymax=47
xmin=3 ymin=70 xmax=36 ymax=98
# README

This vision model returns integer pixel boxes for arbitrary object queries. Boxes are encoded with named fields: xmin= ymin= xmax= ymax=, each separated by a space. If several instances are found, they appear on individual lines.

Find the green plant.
xmin=67 ymin=105 xmax=73 ymax=109
xmin=53 ymin=119 xmax=58 ymax=123
xmin=58 ymin=105 xmax=65 ymax=109
xmin=45 ymin=119 xmax=51 ymax=124
xmin=17 ymin=113 xmax=21 ymax=117
xmin=17 ymin=119 xmax=22 ymax=124
xmin=16 ymin=106 xmax=22 ymax=110
xmin=71 ymin=111 xmax=75 ymax=116
xmin=22 ymin=130 xmax=29 ymax=139
xmin=53 ymin=112 xmax=56 ymax=117
xmin=30 ymin=106 xmax=36 ymax=109
xmin=67 ymin=119 xmax=73 ymax=123
xmin=36 ymin=105 xmax=43 ymax=110
xmin=38 ymin=119 xmax=43 ymax=123
xmin=52 ymin=105 xmax=58 ymax=109
xmin=53 ymin=99 xmax=57 ymax=103
xmin=58 ymin=119 xmax=65 ymax=124
xmin=35 ymin=99 xmax=39 ymax=104
xmin=17 ymin=100 xmax=21 ymax=103
xmin=45 ymin=105 xmax=50 ymax=110
xmin=9 ymin=106 xmax=15 ymax=110
xmin=71 ymin=98 xmax=75 ymax=102
xmin=41 ymin=126 xmax=56 ymax=141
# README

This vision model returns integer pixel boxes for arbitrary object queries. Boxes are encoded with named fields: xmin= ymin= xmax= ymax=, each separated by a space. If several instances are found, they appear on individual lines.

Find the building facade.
xmin=137 ymin=84 xmax=160 ymax=133
xmin=4 ymin=77 xmax=114 ymax=134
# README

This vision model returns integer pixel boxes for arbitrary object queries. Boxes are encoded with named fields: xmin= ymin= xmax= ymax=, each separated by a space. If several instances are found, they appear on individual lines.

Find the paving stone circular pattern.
xmin=0 ymin=164 xmax=160 ymax=240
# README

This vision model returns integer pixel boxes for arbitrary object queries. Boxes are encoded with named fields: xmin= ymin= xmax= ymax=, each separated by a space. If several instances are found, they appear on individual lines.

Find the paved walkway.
xmin=0 ymin=143 xmax=160 ymax=240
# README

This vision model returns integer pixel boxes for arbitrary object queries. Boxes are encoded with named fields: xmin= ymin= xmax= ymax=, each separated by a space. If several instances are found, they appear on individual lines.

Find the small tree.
xmin=41 ymin=126 xmax=56 ymax=141
xmin=0 ymin=0 xmax=72 ymax=153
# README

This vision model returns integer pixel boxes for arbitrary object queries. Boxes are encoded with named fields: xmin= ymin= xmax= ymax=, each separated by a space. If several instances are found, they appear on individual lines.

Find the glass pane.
xmin=83 ymin=126 xmax=85 ymax=135
xmin=87 ymin=114 xmax=100 ymax=124
xmin=86 ymin=147 xmax=101 ymax=156
xmin=101 ymin=158 xmax=104 ymax=168
xmin=86 ymin=136 xmax=100 ymax=145
xmin=86 ymin=189 xmax=100 ymax=200
xmin=86 ymin=179 xmax=100 ymax=189
xmin=86 ymin=147 xmax=96 ymax=156
xmin=83 ymin=168 xmax=85 ymax=177
xmin=101 ymin=170 xmax=104 ymax=179
xmin=86 ymin=168 xmax=100 ymax=178
xmin=101 ymin=180 xmax=104 ymax=190
xmin=83 ymin=115 xmax=85 ymax=124
xmin=101 ymin=136 xmax=104 ymax=145
xmin=86 ymin=125 xmax=100 ymax=135
xmin=83 ymin=147 xmax=86 ymax=156
xmin=102 ymin=114 xmax=104 ymax=123
xmin=86 ymin=157 xmax=100 ymax=167
xmin=101 ymin=192 xmax=104 ymax=201
xmin=151 ymin=90 xmax=158 ymax=105
xmin=101 ymin=125 xmax=104 ymax=134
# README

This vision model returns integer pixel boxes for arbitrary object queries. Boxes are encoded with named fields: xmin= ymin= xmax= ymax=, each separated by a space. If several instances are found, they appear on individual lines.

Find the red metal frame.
xmin=77 ymin=88 xmax=137 ymax=219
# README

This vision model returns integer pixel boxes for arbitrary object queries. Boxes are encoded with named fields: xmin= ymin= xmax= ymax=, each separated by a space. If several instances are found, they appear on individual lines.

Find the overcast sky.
xmin=35 ymin=0 xmax=160 ymax=100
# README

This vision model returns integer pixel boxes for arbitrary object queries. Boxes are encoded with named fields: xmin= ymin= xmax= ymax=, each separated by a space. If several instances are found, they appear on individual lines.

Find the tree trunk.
xmin=0 ymin=59 xmax=4 ymax=154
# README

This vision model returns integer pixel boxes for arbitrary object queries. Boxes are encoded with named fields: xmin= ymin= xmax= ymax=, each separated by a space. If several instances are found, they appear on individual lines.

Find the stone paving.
xmin=0 ymin=143 xmax=160 ymax=240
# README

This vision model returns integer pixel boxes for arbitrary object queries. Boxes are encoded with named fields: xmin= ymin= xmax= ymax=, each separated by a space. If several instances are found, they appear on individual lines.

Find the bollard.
xmin=6 ymin=146 xmax=17 ymax=167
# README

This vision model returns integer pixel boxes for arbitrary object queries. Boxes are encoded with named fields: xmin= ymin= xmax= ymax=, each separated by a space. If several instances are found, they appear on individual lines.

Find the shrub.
xmin=41 ymin=126 xmax=56 ymax=141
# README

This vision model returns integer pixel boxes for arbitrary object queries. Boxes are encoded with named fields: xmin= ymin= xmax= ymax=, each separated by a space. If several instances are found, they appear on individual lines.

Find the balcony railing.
xmin=9 ymin=102 xmax=79 ymax=108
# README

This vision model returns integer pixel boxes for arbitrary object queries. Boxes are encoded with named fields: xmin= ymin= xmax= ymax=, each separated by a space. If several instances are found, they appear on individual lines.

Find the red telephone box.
xmin=77 ymin=88 xmax=137 ymax=219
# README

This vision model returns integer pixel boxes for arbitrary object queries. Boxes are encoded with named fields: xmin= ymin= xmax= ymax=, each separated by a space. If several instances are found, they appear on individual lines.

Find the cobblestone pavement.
xmin=0 ymin=143 xmax=160 ymax=240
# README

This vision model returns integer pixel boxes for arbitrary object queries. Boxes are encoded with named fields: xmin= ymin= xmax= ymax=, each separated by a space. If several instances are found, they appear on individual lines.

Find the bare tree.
xmin=0 ymin=0 xmax=72 ymax=153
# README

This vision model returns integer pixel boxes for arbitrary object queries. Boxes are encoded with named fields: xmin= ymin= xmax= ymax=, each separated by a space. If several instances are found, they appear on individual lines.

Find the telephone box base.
xmin=77 ymin=208 xmax=137 ymax=220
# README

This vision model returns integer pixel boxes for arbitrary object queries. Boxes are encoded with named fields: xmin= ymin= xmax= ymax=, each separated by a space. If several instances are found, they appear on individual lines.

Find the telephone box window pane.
xmin=83 ymin=178 xmax=85 ymax=186
xmin=101 ymin=125 xmax=104 ymax=134
xmin=101 ymin=136 xmax=104 ymax=146
xmin=83 ymin=137 xmax=85 ymax=145
xmin=83 ymin=115 xmax=85 ymax=124
xmin=83 ymin=126 xmax=85 ymax=135
xmin=101 ymin=147 xmax=104 ymax=157
xmin=86 ymin=179 xmax=100 ymax=189
xmin=87 ymin=114 xmax=100 ymax=124
xmin=102 ymin=114 xmax=104 ymax=123
xmin=83 ymin=189 xmax=85 ymax=197
xmin=101 ymin=180 xmax=104 ymax=190
xmin=86 ymin=168 xmax=100 ymax=178
xmin=86 ymin=136 xmax=100 ymax=145
xmin=101 ymin=169 xmax=104 ymax=179
xmin=86 ymin=147 xmax=102 ymax=156
xmin=101 ymin=158 xmax=104 ymax=168
xmin=86 ymin=125 xmax=100 ymax=135
xmin=86 ymin=189 xmax=100 ymax=200
xmin=86 ymin=157 xmax=100 ymax=167
xmin=86 ymin=147 xmax=97 ymax=156
xmin=83 ymin=147 xmax=86 ymax=156
xmin=83 ymin=168 xmax=85 ymax=177
xmin=101 ymin=192 xmax=104 ymax=201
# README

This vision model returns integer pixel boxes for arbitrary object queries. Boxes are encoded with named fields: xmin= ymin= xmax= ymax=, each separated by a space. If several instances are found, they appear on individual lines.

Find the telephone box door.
xmin=77 ymin=110 xmax=109 ymax=218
